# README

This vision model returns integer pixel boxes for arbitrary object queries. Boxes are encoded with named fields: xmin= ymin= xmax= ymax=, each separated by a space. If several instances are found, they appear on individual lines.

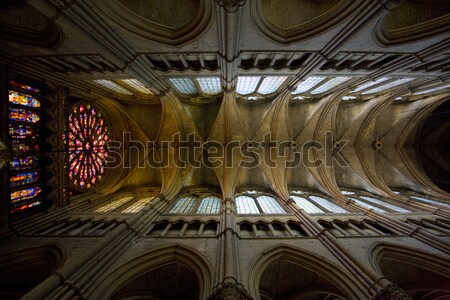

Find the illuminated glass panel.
xmin=95 ymin=196 xmax=134 ymax=212
xmin=361 ymin=78 xmax=415 ymax=94
xmin=197 ymin=77 xmax=222 ymax=95
xmin=169 ymin=78 xmax=197 ymax=95
xmin=353 ymin=77 xmax=390 ymax=92
xmin=291 ymin=190 xmax=306 ymax=195
xmin=11 ymin=141 xmax=40 ymax=153
xmin=170 ymin=196 xmax=197 ymax=213
xmin=11 ymin=187 xmax=42 ymax=203
xmin=10 ymin=171 xmax=39 ymax=187
xmin=414 ymin=84 xmax=450 ymax=95
xmin=10 ymin=81 xmax=40 ymax=93
xmin=93 ymin=80 xmax=133 ymax=95
xmin=292 ymin=76 xmax=327 ymax=94
xmin=236 ymin=195 xmax=259 ymax=214
xmin=257 ymin=196 xmax=285 ymax=214
xmin=310 ymin=77 xmax=351 ymax=94
xmin=122 ymin=196 xmax=155 ymax=213
xmin=341 ymin=191 xmax=355 ymax=195
xmin=120 ymin=79 xmax=153 ymax=94
xmin=350 ymin=197 xmax=385 ymax=213
xmin=11 ymin=201 xmax=42 ymax=213
xmin=9 ymin=124 xmax=39 ymax=139
xmin=236 ymin=76 xmax=261 ymax=94
xmin=197 ymin=196 xmax=221 ymax=214
xmin=290 ymin=196 xmax=323 ymax=213
xmin=410 ymin=196 xmax=450 ymax=209
xmin=9 ymin=108 xmax=40 ymax=123
xmin=9 ymin=91 xmax=41 ymax=107
xmin=257 ymin=76 xmax=288 ymax=94
xmin=68 ymin=104 xmax=109 ymax=189
xmin=10 ymin=156 xmax=39 ymax=171
xmin=309 ymin=196 xmax=348 ymax=213
xmin=359 ymin=196 xmax=411 ymax=213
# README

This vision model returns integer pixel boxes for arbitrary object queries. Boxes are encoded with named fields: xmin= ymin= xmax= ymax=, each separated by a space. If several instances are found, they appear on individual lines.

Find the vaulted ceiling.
xmin=1 ymin=0 xmax=449 ymax=203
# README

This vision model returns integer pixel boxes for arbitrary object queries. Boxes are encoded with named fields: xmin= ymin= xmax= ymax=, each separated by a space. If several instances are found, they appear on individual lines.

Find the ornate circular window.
xmin=68 ymin=103 xmax=110 ymax=190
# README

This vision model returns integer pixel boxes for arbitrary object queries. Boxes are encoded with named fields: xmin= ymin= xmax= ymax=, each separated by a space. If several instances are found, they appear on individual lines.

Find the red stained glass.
xmin=68 ymin=104 xmax=109 ymax=189
xmin=9 ymin=91 xmax=41 ymax=107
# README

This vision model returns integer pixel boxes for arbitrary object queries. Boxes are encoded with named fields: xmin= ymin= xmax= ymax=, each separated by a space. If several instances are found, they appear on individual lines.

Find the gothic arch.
xmin=94 ymin=244 xmax=214 ymax=300
xmin=92 ymin=0 xmax=213 ymax=45
xmin=247 ymin=245 xmax=368 ymax=299
xmin=370 ymin=242 xmax=450 ymax=298
xmin=375 ymin=0 xmax=450 ymax=46
xmin=251 ymin=0 xmax=360 ymax=44
xmin=0 ymin=244 xmax=65 ymax=299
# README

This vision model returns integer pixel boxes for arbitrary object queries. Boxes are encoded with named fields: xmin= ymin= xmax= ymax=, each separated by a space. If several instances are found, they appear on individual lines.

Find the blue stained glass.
xmin=9 ymin=108 xmax=40 ymax=123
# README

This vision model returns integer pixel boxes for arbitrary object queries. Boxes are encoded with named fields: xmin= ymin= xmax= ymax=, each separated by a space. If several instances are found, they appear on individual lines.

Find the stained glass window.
xmin=9 ymin=124 xmax=39 ymax=139
xmin=9 ymin=91 xmax=41 ymax=107
xmin=11 ymin=140 xmax=40 ymax=153
xmin=10 ymin=156 xmax=39 ymax=171
xmin=10 ymin=171 xmax=39 ymax=188
xmin=9 ymin=108 xmax=40 ymax=123
xmin=11 ymin=187 xmax=42 ymax=203
xmin=10 ymin=81 xmax=40 ymax=93
xmin=11 ymin=201 xmax=42 ymax=213
xmin=68 ymin=104 xmax=109 ymax=189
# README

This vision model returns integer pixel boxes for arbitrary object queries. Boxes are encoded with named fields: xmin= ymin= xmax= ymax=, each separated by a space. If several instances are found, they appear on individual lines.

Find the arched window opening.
xmin=289 ymin=191 xmax=348 ymax=214
xmin=235 ymin=190 xmax=286 ymax=215
xmin=169 ymin=193 xmax=222 ymax=214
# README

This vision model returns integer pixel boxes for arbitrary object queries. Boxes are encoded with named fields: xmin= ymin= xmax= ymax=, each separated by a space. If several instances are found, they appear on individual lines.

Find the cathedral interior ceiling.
xmin=0 ymin=0 xmax=449 ymax=201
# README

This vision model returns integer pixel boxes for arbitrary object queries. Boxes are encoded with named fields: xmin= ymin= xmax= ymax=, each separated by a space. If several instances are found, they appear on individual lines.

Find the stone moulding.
xmin=92 ymin=0 xmax=213 ymax=46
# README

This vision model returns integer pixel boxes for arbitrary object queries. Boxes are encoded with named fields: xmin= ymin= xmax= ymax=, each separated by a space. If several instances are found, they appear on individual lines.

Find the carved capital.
xmin=207 ymin=282 xmax=253 ymax=300
xmin=377 ymin=284 xmax=411 ymax=300
xmin=214 ymin=0 xmax=246 ymax=13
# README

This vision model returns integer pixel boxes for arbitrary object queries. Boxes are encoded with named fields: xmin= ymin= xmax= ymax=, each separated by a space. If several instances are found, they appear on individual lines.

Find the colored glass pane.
xmin=11 ymin=186 xmax=42 ymax=202
xmin=68 ymin=104 xmax=109 ymax=189
xmin=9 ymin=108 xmax=40 ymax=123
xmin=10 ymin=156 xmax=39 ymax=171
xmin=11 ymin=140 xmax=40 ymax=153
xmin=9 ymin=124 xmax=39 ymax=139
xmin=10 ymin=171 xmax=39 ymax=187
xmin=11 ymin=201 xmax=42 ymax=213
xmin=9 ymin=81 xmax=40 ymax=93
xmin=9 ymin=91 xmax=41 ymax=107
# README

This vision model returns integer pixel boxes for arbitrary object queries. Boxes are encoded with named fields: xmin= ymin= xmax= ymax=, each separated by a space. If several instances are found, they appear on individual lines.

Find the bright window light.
xmin=341 ymin=191 xmax=355 ymax=195
xmin=95 ymin=196 xmax=134 ymax=212
xmin=122 ymin=196 xmax=155 ymax=213
xmin=353 ymin=77 xmax=390 ymax=92
xmin=257 ymin=76 xmax=288 ymax=94
xmin=291 ymin=196 xmax=323 ymax=213
xmin=350 ymin=197 xmax=385 ymax=213
xmin=257 ymin=196 xmax=285 ymax=214
xmin=169 ymin=78 xmax=197 ymax=95
xmin=236 ymin=195 xmax=259 ymax=214
xmin=236 ymin=76 xmax=261 ymax=94
xmin=361 ymin=78 xmax=415 ymax=95
xmin=196 ymin=77 xmax=222 ymax=95
xmin=93 ymin=80 xmax=133 ymax=95
xmin=197 ymin=196 xmax=221 ymax=214
xmin=292 ymin=76 xmax=326 ymax=94
xmin=342 ymin=95 xmax=358 ymax=101
xmin=309 ymin=196 xmax=348 ymax=213
xmin=170 ymin=196 xmax=197 ymax=213
xmin=359 ymin=196 xmax=411 ymax=213
xmin=120 ymin=79 xmax=154 ymax=94
xmin=310 ymin=77 xmax=351 ymax=94
xmin=414 ymin=83 xmax=450 ymax=95
xmin=410 ymin=196 xmax=450 ymax=209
